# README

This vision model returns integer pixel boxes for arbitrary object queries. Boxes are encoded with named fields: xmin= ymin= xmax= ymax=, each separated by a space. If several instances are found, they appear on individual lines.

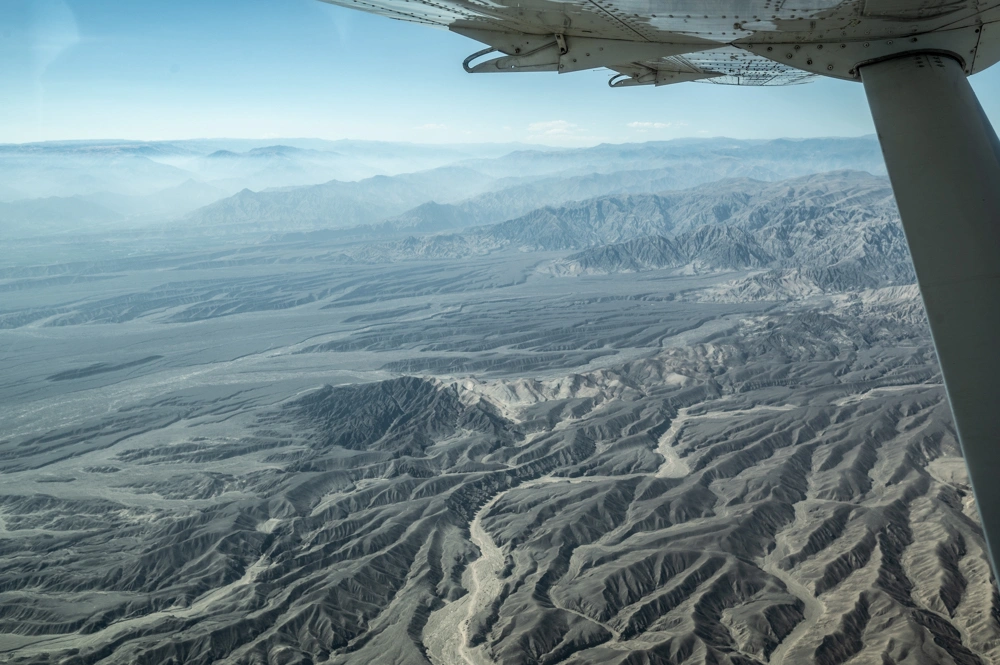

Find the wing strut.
xmin=861 ymin=53 xmax=1000 ymax=580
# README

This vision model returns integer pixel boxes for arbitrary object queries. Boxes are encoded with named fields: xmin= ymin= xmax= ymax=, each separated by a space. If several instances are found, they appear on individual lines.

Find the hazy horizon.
xmin=0 ymin=133 xmax=880 ymax=148
xmin=0 ymin=135 xmax=887 ymax=214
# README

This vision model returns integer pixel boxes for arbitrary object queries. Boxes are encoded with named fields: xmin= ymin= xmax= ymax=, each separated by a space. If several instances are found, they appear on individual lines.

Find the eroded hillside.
xmin=1 ymin=285 xmax=996 ymax=665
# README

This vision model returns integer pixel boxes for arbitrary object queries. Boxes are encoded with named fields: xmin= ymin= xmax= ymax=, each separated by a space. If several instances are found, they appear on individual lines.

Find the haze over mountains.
xmin=0 ymin=139 xmax=544 ymax=235
xmin=1 ymin=136 xmax=996 ymax=665
xmin=0 ymin=136 xmax=883 ymax=239
xmin=183 ymin=137 xmax=885 ymax=234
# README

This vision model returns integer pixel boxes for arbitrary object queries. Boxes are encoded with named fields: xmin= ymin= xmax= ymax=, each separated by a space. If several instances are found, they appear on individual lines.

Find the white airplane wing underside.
xmin=321 ymin=0 xmax=1000 ymax=86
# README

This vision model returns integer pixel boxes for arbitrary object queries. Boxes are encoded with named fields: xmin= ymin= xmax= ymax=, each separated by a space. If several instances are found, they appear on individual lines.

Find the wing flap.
xmin=608 ymin=58 xmax=723 ymax=87
xmin=454 ymin=27 xmax=716 ymax=75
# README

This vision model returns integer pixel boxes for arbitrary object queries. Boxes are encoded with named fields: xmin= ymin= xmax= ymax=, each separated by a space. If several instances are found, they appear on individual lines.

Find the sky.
xmin=4 ymin=0 xmax=1000 ymax=146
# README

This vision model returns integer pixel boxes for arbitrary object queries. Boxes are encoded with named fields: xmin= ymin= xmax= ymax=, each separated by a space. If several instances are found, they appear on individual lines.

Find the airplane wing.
xmin=320 ymin=0 xmax=1000 ymax=85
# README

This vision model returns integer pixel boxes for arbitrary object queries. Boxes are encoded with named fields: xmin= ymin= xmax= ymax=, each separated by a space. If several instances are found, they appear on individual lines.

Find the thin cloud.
xmin=415 ymin=123 xmax=447 ymax=130
xmin=526 ymin=120 xmax=606 ymax=146
xmin=627 ymin=121 xmax=685 ymax=131
xmin=528 ymin=120 xmax=579 ymax=136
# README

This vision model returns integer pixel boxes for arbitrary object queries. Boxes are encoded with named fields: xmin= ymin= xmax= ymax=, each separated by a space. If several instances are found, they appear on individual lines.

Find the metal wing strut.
xmin=861 ymin=53 xmax=1000 ymax=580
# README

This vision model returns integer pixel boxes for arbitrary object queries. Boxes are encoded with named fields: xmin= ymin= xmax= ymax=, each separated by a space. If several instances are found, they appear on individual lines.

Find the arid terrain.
xmin=0 ymin=138 xmax=996 ymax=664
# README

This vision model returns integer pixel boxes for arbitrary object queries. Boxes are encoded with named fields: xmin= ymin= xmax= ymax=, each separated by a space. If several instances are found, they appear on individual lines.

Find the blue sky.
xmin=4 ymin=0 xmax=1000 ymax=145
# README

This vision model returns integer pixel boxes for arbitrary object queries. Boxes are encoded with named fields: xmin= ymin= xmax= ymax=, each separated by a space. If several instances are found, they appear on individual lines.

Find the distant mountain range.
xmin=185 ymin=167 xmax=497 ymax=229
xmin=459 ymin=136 xmax=885 ymax=178
xmin=0 ymin=138 xmax=549 ymax=230
xmin=0 ymin=136 xmax=886 ymax=241
xmin=0 ymin=138 xmax=539 ymax=197
xmin=336 ymin=171 xmax=913 ymax=295
xmin=201 ymin=136 xmax=886 ymax=234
